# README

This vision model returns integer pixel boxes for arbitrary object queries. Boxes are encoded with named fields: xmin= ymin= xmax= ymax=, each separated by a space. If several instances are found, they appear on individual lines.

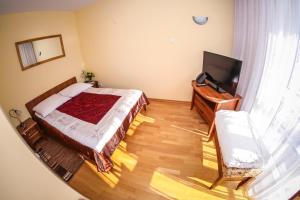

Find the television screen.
xmin=202 ymin=51 xmax=242 ymax=96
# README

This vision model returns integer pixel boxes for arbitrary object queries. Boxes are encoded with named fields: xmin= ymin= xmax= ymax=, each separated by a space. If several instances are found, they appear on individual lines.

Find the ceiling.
xmin=0 ymin=0 xmax=97 ymax=14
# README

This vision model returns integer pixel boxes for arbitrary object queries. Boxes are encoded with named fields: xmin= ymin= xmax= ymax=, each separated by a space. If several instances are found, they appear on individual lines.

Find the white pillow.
xmin=33 ymin=94 xmax=70 ymax=117
xmin=59 ymin=83 xmax=92 ymax=98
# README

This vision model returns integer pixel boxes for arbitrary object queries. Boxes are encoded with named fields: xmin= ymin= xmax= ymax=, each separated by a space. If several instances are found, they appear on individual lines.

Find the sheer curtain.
xmin=234 ymin=0 xmax=300 ymax=199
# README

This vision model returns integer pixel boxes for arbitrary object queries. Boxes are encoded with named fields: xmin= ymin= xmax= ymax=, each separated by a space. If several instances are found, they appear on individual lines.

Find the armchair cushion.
xmin=215 ymin=110 xmax=263 ymax=169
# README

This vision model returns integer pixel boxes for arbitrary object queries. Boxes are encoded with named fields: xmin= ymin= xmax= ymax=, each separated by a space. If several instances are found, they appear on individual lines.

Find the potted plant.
xmin=82 ymin=70 xmax=95 ymax=82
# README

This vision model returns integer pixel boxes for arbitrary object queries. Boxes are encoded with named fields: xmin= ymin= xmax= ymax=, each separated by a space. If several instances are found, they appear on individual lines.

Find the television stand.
xmin=191 ymin=80 xmax=241 ymax=141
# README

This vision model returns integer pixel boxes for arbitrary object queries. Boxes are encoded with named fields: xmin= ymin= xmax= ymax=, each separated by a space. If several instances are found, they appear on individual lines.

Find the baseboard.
xmin=148 ymin=98 xmax=191 ymax=104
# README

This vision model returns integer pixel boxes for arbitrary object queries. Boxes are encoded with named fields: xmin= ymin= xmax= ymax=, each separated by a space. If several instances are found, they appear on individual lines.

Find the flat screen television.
xmin=202 ymin=51 xmax=242 ymax=96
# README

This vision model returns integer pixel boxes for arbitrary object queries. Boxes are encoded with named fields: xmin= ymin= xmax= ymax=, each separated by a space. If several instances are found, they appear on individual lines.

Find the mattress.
xmin=35 ymin=87 xmax=143 ymax=153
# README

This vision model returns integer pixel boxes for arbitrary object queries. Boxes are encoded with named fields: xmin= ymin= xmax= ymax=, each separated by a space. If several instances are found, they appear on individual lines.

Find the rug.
xmin=35 ymin=137 xmax=84 ymax=182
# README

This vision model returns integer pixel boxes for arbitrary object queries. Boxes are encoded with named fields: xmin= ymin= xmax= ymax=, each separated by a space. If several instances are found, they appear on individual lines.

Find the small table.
xmin=16 ymin=118 xmax=43 ymax=150
xmin=191 ymin=80 xmax=241 ymax=140
xmin=85 ymin=80 xmax=99 ymax=88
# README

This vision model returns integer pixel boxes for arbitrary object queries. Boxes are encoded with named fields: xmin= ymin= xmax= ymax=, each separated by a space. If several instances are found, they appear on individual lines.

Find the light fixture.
xmin=192 ymin=16 xmax=208 ymax=25
xmin=9 ymin=109 xmax=24 ymax=128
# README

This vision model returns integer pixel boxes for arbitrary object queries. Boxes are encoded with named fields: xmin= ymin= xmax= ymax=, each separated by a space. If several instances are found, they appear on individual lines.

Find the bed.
xmin=26 ymin=77 xmax=149 ymax=172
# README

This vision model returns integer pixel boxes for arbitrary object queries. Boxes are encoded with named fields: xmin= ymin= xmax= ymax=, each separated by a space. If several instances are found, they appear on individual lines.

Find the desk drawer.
xmin=25 ymin=126 xmax=39 ymax=137
xmin=194 ymin=94 xmax=214 ymax=123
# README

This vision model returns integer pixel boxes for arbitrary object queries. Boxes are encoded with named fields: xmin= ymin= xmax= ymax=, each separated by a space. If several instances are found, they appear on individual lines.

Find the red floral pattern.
xmin=57 ymin=92 xmax=121 ymax=124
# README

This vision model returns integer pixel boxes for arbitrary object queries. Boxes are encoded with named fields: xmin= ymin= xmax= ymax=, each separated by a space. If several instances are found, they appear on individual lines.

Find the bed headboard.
xmin=25 ymin=77 xmax=77 ymax=118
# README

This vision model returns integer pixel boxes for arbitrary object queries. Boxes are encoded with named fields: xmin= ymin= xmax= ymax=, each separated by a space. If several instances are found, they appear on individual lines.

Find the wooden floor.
xmin=69 ymin=99 xmax=248 ymax=200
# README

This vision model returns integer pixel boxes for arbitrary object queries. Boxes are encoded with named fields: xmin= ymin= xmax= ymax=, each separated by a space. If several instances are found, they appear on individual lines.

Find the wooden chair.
xmin=209 ymin=110 xmax=263 ymax=190
xmin=210 ymin=134 xmax=262 ymax=190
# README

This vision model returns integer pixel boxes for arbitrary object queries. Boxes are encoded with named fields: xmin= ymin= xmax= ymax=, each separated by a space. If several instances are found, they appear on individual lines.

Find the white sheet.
xmin=36 ymin=87 xmax=143 ymax=153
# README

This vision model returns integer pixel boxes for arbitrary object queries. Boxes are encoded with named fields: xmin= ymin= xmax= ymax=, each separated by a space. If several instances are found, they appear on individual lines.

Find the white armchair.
xmin=210 ymin=110 xmax=263 ymax=190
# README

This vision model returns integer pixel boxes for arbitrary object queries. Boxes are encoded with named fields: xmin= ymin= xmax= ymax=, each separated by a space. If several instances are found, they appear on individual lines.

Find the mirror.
xmin=15 ymin=34 xmax=65 ymax=71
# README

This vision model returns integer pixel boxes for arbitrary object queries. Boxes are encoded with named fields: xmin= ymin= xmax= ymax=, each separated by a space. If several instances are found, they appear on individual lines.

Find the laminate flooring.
xmin=69 ymin=99 xmax=248 ymax=200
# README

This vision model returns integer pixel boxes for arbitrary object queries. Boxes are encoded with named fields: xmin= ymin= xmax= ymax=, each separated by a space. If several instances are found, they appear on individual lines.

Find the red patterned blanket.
xmin=57 ymin=92 xmax=121 ymax=124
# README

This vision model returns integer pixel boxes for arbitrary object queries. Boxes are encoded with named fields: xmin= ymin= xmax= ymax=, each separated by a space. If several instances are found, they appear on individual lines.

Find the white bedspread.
xmin=36 ymin=87 xmax=143 ymax=153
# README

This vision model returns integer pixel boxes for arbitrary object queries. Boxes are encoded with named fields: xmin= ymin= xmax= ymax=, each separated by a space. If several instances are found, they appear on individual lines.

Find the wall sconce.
xmin=9 ymin=109 xmax=24 ymax=128
xmin=192 ymin=16 xmax=208 ymax=25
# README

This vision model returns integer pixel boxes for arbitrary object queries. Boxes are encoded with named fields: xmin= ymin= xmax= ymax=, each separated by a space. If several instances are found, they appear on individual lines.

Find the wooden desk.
xmin=191 ymin=80 xmax=241 ymax=140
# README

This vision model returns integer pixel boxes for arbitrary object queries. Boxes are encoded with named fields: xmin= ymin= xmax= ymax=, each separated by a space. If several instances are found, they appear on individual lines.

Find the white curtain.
xmin=234 ymin=0 xmax=300 ymax=199
xmin=233 ymin=0 xmax=269 ymax=112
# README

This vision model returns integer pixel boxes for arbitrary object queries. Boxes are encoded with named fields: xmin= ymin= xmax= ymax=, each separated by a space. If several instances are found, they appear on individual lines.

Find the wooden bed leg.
xmin=143 ymin=105 xmax=147 ymax=111
xmin=210 ymin=176 xmax=224 ymax=189
xmin=236 ymin=177 xmax=252 ymax=190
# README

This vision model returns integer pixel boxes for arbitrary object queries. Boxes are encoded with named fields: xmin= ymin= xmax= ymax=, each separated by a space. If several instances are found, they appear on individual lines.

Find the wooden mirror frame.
xmin=15 ymin=34 xmax=66 ymax=71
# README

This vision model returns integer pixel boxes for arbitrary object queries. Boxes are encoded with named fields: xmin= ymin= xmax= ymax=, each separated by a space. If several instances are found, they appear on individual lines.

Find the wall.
xmin=0 ymin=106 xmax=84 ymax=200
xmin=76 ymin=0 xmax=234 ymax=101
xmin=0 ymin=11 xmax=84 ymax=125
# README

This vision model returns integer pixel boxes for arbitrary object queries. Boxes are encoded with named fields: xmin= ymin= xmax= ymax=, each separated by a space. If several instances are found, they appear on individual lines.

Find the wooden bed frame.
xmin=26 ymin=77 xmax=77 ymax=118
xmin=25 ymin=76 xmax=149 ymax=172
xmin=25 ymin=77 xmax=99 ymax=162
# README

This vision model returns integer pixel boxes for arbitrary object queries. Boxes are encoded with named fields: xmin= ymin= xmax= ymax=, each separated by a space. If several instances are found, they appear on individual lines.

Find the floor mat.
xmin=35 ymin=137 xmax=84 ymax=182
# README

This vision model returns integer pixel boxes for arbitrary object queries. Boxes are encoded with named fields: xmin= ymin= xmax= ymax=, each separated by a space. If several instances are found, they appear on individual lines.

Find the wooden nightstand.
xmin=17 ymin=118 xmax=43 ymax=150
xmin=85 ymin=80 xmax=99 ymax=88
